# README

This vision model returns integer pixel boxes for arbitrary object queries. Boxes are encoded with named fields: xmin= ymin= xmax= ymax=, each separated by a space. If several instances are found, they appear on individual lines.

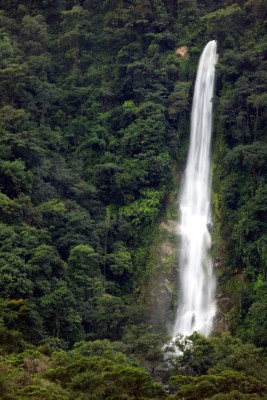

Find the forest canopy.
xmin=0 ymin=0 xmax=266 ymax=399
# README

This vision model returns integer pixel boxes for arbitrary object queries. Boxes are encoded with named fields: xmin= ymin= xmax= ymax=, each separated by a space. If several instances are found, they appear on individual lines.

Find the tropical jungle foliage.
xmin=0 ymin=0 xmax=266 ymax=398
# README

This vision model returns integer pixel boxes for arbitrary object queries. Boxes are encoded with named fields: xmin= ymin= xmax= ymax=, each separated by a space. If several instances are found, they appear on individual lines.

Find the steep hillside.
xmin=0 ymin=0 xmax=266 ymax=399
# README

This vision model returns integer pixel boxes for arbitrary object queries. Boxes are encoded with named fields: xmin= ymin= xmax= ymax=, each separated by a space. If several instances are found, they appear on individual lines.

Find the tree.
xmin=68 ymin=244 xmax=101 ymax=277
xmin=40 ymin=283 xmax=84 ymax=343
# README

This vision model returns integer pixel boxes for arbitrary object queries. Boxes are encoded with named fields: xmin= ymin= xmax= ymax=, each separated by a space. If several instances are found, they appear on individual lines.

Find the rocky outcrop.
xmin=145 ymin=219 xmax=180 ymax=333
xmin=175 ymin=46 xmax=188 ymax=59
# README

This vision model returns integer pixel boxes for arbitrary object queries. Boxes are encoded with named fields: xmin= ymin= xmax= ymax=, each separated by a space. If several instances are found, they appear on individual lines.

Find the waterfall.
xmin=172 ymin=41 xmax=218 ymax=338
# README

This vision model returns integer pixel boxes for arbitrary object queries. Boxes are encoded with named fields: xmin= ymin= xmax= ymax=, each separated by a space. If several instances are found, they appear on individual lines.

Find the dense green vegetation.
xmin=211 ymin=0 xmax=267 ymax=346
xmin=0 ymin=0 xmax=266 ymax=398
xmin=1 ymin=331 xmax=267 ymax=399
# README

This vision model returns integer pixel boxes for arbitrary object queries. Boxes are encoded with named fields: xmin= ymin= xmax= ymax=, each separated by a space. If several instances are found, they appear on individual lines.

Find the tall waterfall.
xmin=173 ymin=41 xmax=218 ymax=338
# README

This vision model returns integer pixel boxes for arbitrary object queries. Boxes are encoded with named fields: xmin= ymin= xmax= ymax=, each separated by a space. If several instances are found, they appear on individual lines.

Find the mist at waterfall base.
xmin=172 ymin=41 xmax=218 ymax=340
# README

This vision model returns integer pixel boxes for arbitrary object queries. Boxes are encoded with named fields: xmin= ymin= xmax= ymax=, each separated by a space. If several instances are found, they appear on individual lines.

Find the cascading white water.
xmin=172 ymin=40 xmax=218 ymax=338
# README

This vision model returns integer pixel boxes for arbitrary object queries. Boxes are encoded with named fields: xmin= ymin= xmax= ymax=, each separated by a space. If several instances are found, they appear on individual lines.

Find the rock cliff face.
xmin=145 ymin=216 xmax=231 ymax=335
xmin=144 ymin=199 xmax=231 ymax=336
xmin=145 ymin=218 xmax=179 ymax=334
